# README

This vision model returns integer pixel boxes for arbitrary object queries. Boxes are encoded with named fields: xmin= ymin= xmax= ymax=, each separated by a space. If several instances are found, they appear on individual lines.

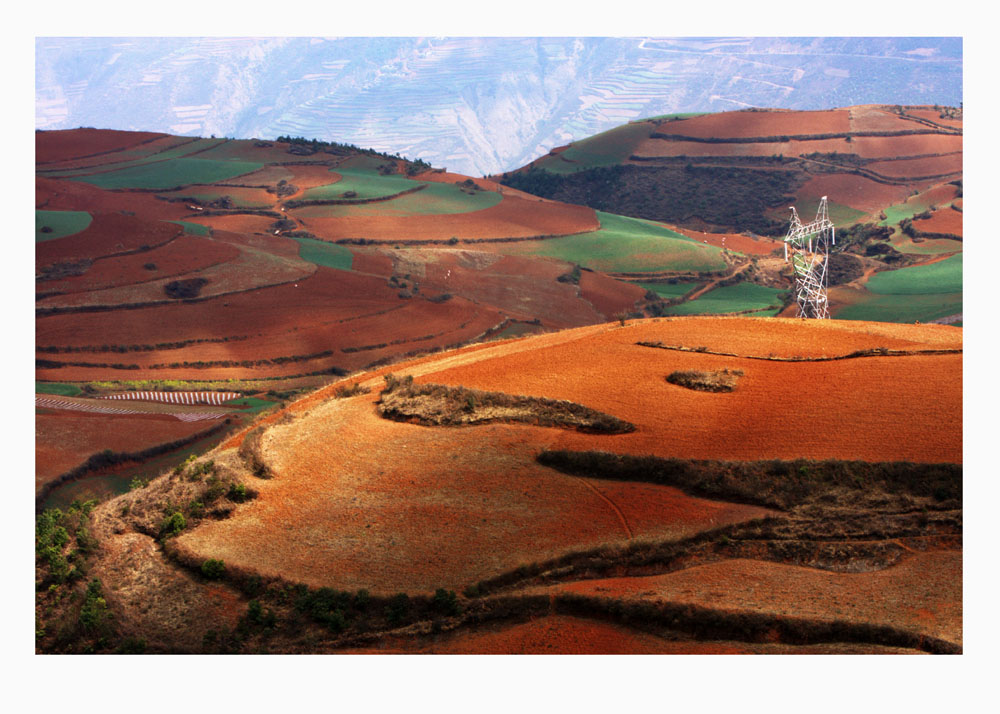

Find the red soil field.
xmin=867 ymin=154 xmax=963 ymax=179
xmin=633 ymin=137 xmax=852 ymax=159
xmin=795 ymin=174 xmax=913 ymax=214
xmin=578 ymin=268 xmax=648 ymax=317
xmin=186 ymin=213 xmax=277 ymax=235
xmin=349 ymin=248 xmax=395 ymax=276
xmin=672 ymin=227 xmax=781 ymax=255
xmin=225 ymin=165 xmax=295 ymax=187
xmin=530 ymin=551 xmax=962 ymax=646
xmin=158 ymin=185 xmax=277 ymax=207
xmin=36 ymin=266 xmax=398 ymax=347
xmin=410 ymin=318 xmax=962 ymax=463
xmin=36 ymin=128 xmax=168 ymax=164
xmin=344 ymin=615 xmax=924 ymax=654
xmin=664 ymin=109 xmax=850 ymax=139
xmin=174 ymin=392 xmax=772 ymax=594
xmin=289 ymin=194 xmax=599 ymax=241
xmin=36 ymin=239 xmax=315 ymax=310
xmin=37 ymin=235 xmax=241 ymax=296
xmin=36 ymin=213 xmax=183 ymax=266
xmin=906 ymin=109 xmax=963 ymax=128
xmin=35 ymin=411 xmax=210 ymax=497
xmin=913 ymin=206 xmax=963 ymax=237
xmin=36 ymin=177 xmax=190 ymax=221
xmin=851 ymin=133 xmax=962 ymax=159
xmin=285 ymin=164 xmax=341 ymax=192
xmin=399 ymin=249 xmax=614 ymax=326
xmin=37 ymin=135 xmax=197 ymax=173
xmin=210 ymin=229 xmax=302 ymax=258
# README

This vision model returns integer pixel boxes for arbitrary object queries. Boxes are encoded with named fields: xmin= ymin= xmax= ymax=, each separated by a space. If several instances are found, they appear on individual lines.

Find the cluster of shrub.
xmin=501 ymin=164 xmax=797 ymax=235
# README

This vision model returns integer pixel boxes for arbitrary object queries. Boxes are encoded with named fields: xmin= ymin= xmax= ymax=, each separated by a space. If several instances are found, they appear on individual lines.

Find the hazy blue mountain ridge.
xmin=36 ymin=37 xmax=962 ymax=176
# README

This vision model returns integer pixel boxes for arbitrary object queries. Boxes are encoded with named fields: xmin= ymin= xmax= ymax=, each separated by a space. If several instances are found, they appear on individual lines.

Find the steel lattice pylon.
xmin=783 ymin=196 xmax=836 ymax=319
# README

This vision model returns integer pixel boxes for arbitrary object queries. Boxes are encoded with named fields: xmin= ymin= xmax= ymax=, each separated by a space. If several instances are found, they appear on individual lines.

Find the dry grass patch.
xmin=378 ymin=374 xmax=634 ymax=434
xmin=666 ymin=368 xmax=743 ymax=392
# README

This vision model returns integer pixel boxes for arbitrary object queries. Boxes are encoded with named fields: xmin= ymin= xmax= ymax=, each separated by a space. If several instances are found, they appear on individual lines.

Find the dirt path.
xmin=683 ymin=261 xmax=751 ymax=302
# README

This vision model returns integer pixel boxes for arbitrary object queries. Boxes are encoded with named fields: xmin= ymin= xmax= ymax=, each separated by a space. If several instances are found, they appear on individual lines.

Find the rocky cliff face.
xmin=36 ymin=37 xmax=962 ymax=176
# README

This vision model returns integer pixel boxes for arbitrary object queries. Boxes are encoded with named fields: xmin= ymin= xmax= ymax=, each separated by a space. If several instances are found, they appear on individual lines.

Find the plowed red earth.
xmin=290 ymin=194 xmax=599 ymax=241
xmin=37 ymin=235 xmax=241 ymax=295
xmin=186 ymin=214 xmax=276 ymax=235
xmin=36 ymin=268 xmax=513 ymax=380
xmin=796 ymin=175 xmax=913 ymax=213
xmin=906 ymin=109 xmax=963 ymax=128
xmin=37 ymin=239 xmax=314 ymax=310
xmin=867 ymin=154 xmax=962 ymax=179
xmin=665 ymin=109 xmax=849 ymax=139
xmin=285 ymin=165 xmax=341 ymax=192
xmin=342 ymin=615 xmax=924 ymax=654
xmin=578 ymin=269 xmax=648 ymax=317
xmin=396 ymin=318 xmax=962 ymax=463
xmin=36 ymin=213 xmax=183 ymax=266
xmin=35 ymin=411 xmax=209 ymax=497
xmin=913 ymin=206 xmax=963 ymax=237
xmin=160 ymin=185 xmax=276 ymax=207
xmin=175 ymin=392 xmax=773 ymax=594
xmin=851 ymin=133 xmax=962 ymax=159
xmin=178 ymin=317 xmax=957 ymax=597
xmin=528 ymin=551 xmax=962 ymax=646
xmin=36 ymin=177 xmax=189 ymax=221
xmin=36 ymin=128 xmax=168 ymax=164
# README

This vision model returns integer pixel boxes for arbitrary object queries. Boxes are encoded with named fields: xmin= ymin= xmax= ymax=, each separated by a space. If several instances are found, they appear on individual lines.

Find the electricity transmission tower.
xmin=784 ymin=196 xmax=836 ymax=318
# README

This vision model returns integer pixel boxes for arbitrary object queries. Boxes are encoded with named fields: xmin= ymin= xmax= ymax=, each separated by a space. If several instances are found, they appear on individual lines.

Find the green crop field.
xmin=866 ymin=254 xmax=962 ymax=295
xmin=636 ymin=281 xmax=703 ymax=299
xmin=35 ymin=381 xmax=83 ymax=396
xmin=835 ymin=254 xmax=962 ymax=323
xmin=301 ymin=169 xmax=420 ymax=202
xmin=291 ymin=236 xmax=353 ymax=271
xmin=304 ymin=181 xmax=502 ymax=217
xmin=792 ymin=197 xmax=868 ymax=228
xmin=165 ymin=220 xmax=211 ymax=237
xmin=507 ymin=212 xmax=727 ymax=274
xmin=76 ymin=157 xmax=263 ymax=190
xmin=224 ymin=396 xmax=279 ymax=413
xmin=36 ymin=210 xmax=92 ymax=242
xmin=836 ymin=292 xmax=962 ymax=323
xmin=536 ymin=122 xmax=654 ymax=175
xmin=663 ymin=281 xmax=786 ymax=316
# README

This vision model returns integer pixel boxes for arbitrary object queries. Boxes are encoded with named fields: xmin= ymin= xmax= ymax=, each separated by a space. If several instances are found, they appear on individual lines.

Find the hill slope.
xmin=36 ymin=317 xmax=962 ymax=654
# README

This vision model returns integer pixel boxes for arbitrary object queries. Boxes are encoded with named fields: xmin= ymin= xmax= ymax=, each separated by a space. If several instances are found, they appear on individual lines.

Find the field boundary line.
xmin=636 ymin=342 xmax=962 ymax=362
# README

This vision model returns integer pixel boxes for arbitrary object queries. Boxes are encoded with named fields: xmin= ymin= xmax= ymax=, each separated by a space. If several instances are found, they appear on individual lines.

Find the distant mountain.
xmin=36 ymin=37 xmax=962 ymax=176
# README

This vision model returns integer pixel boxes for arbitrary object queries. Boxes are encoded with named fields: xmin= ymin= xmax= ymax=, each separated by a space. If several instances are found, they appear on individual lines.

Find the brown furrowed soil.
xmin=35 ymin=411 xmax=211 ymax=497
xmin=174 ymin=390 xmax=772 ymax=594
xmin=37 ymin=235 xmax=241 ymax=295
xmin=342 ymin=614 xmax=926 ymax=654
xmin=664 ymin=109 xmax=850 ymax=139
xmin=913 ymin=206 xmax=963 ymax=237
xmin=36 ymin=213 xmax=183 ymax=266
xmin=291 ymin=194 xmax=599 ymax=241
xmin=36 ymin=128 xmax=169 ymax=164
xmin=176 ymin=317 xmax=957 ymax=596
xmin=526 ymin=550 xmax=961 ymax=647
